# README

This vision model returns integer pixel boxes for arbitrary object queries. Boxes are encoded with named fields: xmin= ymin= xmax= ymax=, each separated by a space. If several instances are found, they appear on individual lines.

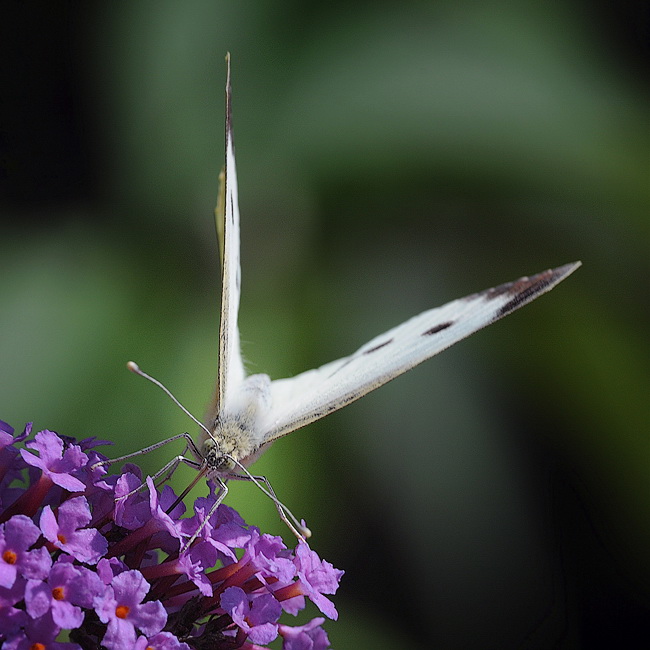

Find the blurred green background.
xmin=1 ymin=1 xmax=648 ymax=647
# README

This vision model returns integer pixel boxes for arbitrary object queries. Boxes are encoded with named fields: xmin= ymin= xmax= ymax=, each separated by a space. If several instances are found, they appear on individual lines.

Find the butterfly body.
xmin=115 ymin=55 xmax=580 ymax=543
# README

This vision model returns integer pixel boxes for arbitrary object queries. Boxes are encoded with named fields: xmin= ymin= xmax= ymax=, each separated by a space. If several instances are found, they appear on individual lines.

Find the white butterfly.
xmin=116 ymin=55 xmax=580 ymax=543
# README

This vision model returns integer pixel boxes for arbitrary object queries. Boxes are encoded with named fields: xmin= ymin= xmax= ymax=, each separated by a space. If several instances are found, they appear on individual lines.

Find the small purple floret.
xmin=95 ymin=569 xmax=167 ymax=650
xmin=293 ymin=543 xmax=344 ymax=620
xmin=221 ymin=586 xmax=282 ymax=645
xmin=20 ymin=430 xmax=87 ymax=492
xmin=0 ymin=515 xmax=51 ymax=588
xmin=279 ymin=617 xmax=330 ymax=650
xmin=40 ymin=496 xmax=107 ymax=563
xmin=25 ymin=558 xmax=103 ymax=628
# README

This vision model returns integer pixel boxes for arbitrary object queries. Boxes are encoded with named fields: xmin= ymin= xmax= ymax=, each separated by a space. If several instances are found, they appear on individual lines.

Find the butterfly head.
xmin=202 ymin=436 xmax=238 ymax=474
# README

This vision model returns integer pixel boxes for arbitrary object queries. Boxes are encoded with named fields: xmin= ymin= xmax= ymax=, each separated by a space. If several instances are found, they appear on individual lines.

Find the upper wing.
xmin=216 ymin=53 xmax=246 ymax=411
xmin=260 ymin=262 xmax=581 ymax=441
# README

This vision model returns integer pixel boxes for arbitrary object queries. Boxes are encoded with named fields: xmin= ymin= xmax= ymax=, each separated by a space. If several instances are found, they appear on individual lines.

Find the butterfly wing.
xmin=216 ymin=53 xmax=246 ymax=411
xmin=260 ymin=262 xmax=580 ymax=441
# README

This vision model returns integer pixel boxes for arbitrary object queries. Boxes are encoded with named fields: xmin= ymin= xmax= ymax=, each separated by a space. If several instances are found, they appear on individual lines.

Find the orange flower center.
xmin=2 ymin=550 xmax=17 ymax=565
xmin=115 ymin=605 xmax=130 ymax=619
xmin=52 ymin=587 xmax=65 ymax=601
xmin=57 ymin=533 xmax=67 ymax=544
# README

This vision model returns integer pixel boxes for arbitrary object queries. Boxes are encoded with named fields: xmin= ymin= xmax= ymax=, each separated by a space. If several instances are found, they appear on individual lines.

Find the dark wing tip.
xmin=489 ymin=261 xmax=581 ymax=318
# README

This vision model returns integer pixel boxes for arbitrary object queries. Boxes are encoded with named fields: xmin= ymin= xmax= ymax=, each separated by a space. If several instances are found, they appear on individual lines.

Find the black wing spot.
xmin=363 ymin=338 xmax=394 ymax=354
xmin=423 ymin=321 xmax=453 ymax=336
xmin=229 ymin=195 xmax=235 ymax=224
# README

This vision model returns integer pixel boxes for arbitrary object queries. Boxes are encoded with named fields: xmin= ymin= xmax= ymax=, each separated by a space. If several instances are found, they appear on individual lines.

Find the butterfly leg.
xmin=180 ymin=476 xmax=229 ymax=554
xmin=116 ymin=454 xmax=204 ymax=502
xmin=90 ymin=432 xmax=202 ymax=471
xmin=228 ymin=472 xmax=310 ymax=542
xmin=150 ymin=453 xmax=203 ymax=489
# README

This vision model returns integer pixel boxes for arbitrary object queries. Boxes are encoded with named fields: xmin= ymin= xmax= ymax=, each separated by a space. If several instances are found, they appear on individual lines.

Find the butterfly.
xmin=112 ymin=54 xmax=580 ymax=544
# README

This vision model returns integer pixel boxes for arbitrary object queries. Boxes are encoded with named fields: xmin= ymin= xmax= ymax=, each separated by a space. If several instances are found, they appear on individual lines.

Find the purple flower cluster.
xmin=0 ymin=421 xmax=342 ymax=649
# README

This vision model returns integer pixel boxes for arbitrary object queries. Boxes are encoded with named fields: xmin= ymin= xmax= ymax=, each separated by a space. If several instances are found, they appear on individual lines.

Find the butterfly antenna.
xmin=228 ymin=455 xmax=312 ymax=540
xmin=127 ymin=361 xmax=213 ymax=440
